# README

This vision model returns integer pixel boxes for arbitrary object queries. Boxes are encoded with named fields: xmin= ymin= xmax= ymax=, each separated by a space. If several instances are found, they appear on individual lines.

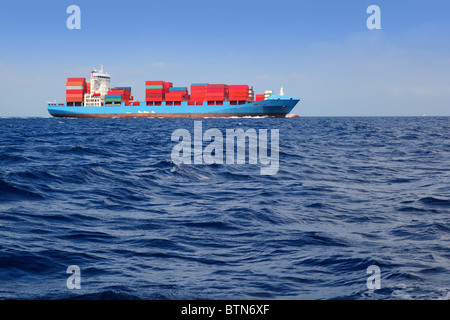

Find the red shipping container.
xmin=109 ymin=91 xmax=130 ymax=96
xmin=229 ymin=85 xmax=249 ymax=90
xmin=146 ymin=81 xmax=165 ymax=85
xmin=207 ymin=88 xmax=227 ymax=93
xmin=110 ymin=88 xmax=130 ymax=91
xmin=207 ymin=84 xmax=228 ymax=89
xmin=164 ymin=82 xmax=173 ymax=91
xmin=66 ymin=97 xmax=84 ymax=102
xmin=66 ymin=93 xmax=84 ymax=98
xmin=166 ymin=92 xmax=187 ymax=96
xmin=145 ymin=89 xmax=165 ymax=93
xmin=229 ymin=96 xmax=247 ymax=100
xmin=229 ymin=88 xmax=248 ymax=92
xmin=166 ymin=93 xmax=187 ymax=98
xmin=207 ymin=93 xmax=227 ymax=97
xmin=229 ymin=91 xmax=248 ymax=95
xmin=206 ymin=96 xmax=225 ymax=101
xmin=168 ymin=90 xmax=188 ymax=94
xmin=229 ymin=91 xmax=248 ymax=96
xmin=66 ymin=90 xmax=84 ymax=95
xmin=67 ymin=78 xmax=86 ymax=82
xmin=108 ymin=90 xmax=127 ymax=94
xmin=255 ymin=94 xmax=265 ymax=101
xmin=166 ymin=98 xmax=184 ymax=102
xmin=166 ymin=92 xmax=187 ymax=99
xmin=229 ymin=94 xmax=247 ymax=97
xmin=66 ymin=82 xmax=86 ymax=87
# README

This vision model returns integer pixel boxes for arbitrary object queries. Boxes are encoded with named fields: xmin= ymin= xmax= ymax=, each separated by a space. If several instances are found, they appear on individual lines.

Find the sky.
xmin=0 ymin=0 xmax=449 ymax=117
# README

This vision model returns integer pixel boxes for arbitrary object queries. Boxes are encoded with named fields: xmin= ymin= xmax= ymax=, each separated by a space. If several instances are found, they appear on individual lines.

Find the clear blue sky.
xmin=0 ymin=0 xmax=449 ymax=116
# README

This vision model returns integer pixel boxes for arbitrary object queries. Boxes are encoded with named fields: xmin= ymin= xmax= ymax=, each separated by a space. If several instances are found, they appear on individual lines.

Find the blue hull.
xmin=48 ymin=95 xmax=300 ymax=118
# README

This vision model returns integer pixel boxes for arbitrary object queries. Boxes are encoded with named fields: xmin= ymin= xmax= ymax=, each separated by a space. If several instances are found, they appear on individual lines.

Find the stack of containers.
xmin=66 ymin=78 xmax=86 ymax=103
xmin=164 ymin=82 xmax=173 ymax=92
xmin=228 ymin=85 xmax=249 ymax=101
xmin=146 ymin=81 xmax=168 ymax=102
xmin=105 ymin=87 xmax=132 ymax=104
xmin=255 ymin=94 xmax=265 ymax=102
xmin=206 ymin=84 xmax=228 ymax=101
xmin=104 ymin=92 xmax=122 ymax=104
xmin=113 ymin=87 xmax=132 ymax=102
xmin=166 ymin=87 xmax=189 ymax=102
xmin=190 ymin=84 xmax=208 ymax=104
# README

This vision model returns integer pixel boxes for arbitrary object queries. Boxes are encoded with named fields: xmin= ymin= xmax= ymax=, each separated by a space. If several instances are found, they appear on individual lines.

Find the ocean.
xmin=0 ymin=117 xmax=449 ymax=300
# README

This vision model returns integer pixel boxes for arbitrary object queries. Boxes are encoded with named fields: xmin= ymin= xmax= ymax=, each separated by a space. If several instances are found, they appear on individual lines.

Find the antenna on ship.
xmin=280 ymin=86 xmax=284 ymax=96
xmin=100 ymin=64 xmax=104 ymax=73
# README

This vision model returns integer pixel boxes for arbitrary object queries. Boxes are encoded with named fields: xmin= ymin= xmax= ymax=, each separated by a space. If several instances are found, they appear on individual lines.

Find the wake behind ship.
xmin=47 ymin=66 xmax=300 ymax=118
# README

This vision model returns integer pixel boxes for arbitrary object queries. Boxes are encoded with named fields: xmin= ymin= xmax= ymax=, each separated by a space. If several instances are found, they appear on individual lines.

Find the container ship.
xmin=47 ymin=66 xmax=300 ymax=118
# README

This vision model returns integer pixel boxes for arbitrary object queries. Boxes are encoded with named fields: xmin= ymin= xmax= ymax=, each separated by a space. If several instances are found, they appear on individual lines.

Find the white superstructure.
xmin=264 ymin=90 xmax=274 ymax=100
xmin=90 ymin=65 xmax=110 ymax=97
xmin=84 ymin=94 xmax=102 ymax=107
xmin=84 ymin=65 xmax=110 ymax=106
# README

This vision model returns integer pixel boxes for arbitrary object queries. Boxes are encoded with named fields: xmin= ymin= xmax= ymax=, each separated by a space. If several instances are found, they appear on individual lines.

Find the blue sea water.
xmin=0 ymin=116 xmax=449 ymax=300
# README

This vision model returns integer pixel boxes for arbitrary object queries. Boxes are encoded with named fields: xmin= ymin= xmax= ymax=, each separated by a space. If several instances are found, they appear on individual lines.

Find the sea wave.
xmin=0 ymin=117 xmax=449 ymax=300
